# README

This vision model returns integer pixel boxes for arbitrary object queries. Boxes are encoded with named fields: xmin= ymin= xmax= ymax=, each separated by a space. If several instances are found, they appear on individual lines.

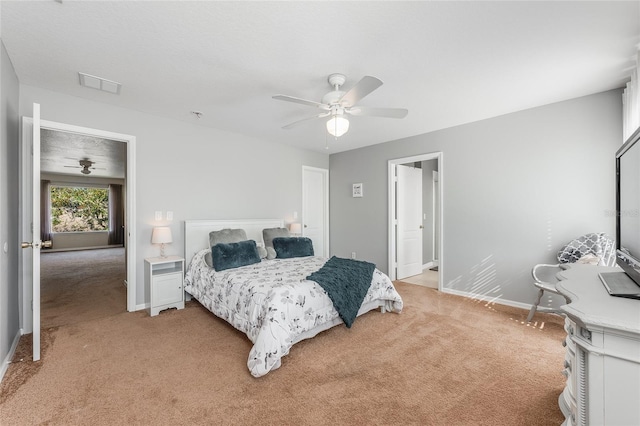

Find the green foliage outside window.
xmin=51 ymin=187 xmax=109 ymax=232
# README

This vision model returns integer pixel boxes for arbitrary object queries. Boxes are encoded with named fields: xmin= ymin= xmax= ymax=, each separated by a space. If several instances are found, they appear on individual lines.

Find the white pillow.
xmin=576 ymin=253 xmax=600 ymax=265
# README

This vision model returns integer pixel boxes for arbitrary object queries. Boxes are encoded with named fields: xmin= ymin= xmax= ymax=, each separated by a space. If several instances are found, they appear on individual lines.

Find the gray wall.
xmin=421 ymin=159 xmax=437 ymax=264
xmin=19 ymin=85 xmax=329 ymax=308
xmin=0 ymin=41 xmax=20 ymax=373
xmin=330 ymin=90 xmax=621 ymax=308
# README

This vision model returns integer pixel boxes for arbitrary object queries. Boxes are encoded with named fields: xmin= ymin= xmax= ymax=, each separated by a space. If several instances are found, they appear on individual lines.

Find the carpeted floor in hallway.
xmin=40 ymin=247 xmax=126 ymax=329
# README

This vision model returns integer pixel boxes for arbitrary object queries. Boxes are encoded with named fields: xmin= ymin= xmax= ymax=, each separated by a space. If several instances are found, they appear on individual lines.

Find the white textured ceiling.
xmin=2 ymin=1 xmax=639 ymax=155
xmin=41 ymin=129 xmax=126 ymax=179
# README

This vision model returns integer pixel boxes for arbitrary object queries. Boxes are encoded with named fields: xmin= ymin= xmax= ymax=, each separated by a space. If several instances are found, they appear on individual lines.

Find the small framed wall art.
xmin=352 ymin=183 xmax=363 ymax=198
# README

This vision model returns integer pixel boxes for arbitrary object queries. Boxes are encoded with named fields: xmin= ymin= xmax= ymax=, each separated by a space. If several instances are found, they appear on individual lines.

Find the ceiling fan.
xmin=63 ymin=159 xmax=105 ymax=175
xmin=273 ymin=73 xmax=408 ymax=138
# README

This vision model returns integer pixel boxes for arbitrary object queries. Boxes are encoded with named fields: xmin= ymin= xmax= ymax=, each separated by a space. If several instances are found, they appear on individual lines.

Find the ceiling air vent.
xmin=78 ymin=72 xmax=121 ymax=94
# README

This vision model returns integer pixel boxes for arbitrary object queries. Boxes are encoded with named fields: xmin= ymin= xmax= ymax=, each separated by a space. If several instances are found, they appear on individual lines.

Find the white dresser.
xmin=556 ymin=265 xmax=640 ymax=425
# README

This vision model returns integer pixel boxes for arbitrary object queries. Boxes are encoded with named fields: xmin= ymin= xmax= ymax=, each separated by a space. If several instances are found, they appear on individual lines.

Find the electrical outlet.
xmin=351 ymin=252 xmax=356 ymax=259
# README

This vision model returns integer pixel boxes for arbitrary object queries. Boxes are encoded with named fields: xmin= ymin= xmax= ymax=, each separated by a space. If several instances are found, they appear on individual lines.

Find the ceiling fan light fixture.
xmin=274 ymin=74 xmax=406 ymax=143
xmin=327 ymin=116 xmax=349 ymax=138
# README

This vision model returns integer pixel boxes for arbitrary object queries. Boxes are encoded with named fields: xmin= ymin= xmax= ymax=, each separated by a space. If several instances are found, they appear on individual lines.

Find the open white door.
xmin=20 ymin=103 xmax=46 ymax=361
xmin=397 ymin=164 xmax=422 ymax=279
xmin=22 ymin=113 xmax=137 ymax=327
xmin=302 ymin=166 xmax=329 ymax=257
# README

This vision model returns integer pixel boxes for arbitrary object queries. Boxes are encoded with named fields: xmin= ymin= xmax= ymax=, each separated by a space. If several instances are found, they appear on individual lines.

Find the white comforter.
xmin=184 ymin=249 xmax=403 ymax=377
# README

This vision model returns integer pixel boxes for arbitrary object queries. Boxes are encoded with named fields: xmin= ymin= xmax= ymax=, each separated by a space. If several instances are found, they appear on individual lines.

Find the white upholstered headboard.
xmin=184 ymin=219 xmax=284 ymax=267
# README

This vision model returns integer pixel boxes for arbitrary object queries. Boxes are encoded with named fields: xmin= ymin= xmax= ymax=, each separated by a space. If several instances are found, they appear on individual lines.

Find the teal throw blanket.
xmin=306 ymin=256 xmax=375 ymax=328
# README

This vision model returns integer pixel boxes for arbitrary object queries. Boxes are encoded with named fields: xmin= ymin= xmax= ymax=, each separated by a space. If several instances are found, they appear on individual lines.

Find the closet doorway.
xmin=302 ymin=166 xmax=329 ymax=257
xmin=388 ymin=153 xmax=442 ymax=289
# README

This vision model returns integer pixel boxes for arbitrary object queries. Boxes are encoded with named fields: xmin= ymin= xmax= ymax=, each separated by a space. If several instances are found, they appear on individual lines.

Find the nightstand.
xmin=145 ymin=256 xmax=185 ymax=316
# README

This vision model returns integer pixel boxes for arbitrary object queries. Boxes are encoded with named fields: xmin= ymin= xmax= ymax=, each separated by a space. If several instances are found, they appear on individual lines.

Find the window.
xmin=50 ymin=186 xmax=109 ymax=232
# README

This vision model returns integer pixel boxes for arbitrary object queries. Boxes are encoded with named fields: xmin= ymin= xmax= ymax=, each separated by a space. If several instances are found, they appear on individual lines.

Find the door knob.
xmin=419 ymin=225 xmax=424 ymax=229
xmin=20 ymin=240 xmax=52 ymax=249
xmin=304 ymin=224 xmax=308 ymax=228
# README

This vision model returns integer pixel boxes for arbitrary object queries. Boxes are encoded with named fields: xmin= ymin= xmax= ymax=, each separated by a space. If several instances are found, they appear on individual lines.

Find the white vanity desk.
xmin=556 ymin=264 xmax=640 ymax=426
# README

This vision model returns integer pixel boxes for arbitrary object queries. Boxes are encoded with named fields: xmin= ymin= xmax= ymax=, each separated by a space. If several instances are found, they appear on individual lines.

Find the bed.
xmin=183 ymin=219 xmax=403 ymax=377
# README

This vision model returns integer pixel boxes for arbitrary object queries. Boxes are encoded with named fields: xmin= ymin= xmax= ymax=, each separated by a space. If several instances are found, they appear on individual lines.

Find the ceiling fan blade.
xmin=273 ymin=95 xmax=329 ymax=110
xmin=347 ymin=106 xmax=408 ymax=119
xmin=339 ymin=76 xmax=383 ymax=107
xmin=282 ymin=112 xmax=331 ymax=129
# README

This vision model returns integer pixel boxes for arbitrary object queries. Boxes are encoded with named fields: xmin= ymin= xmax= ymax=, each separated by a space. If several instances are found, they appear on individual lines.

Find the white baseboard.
xmin=43 ymin=245 xmax=124 ymax=253
xmin=422 ymin=261 xmax=439 ymax=270
xmin=0 ymin=329 xmax=23 ymax=384
xmin=135 ymin=302 xmax=149 ymax=311
xmin=441 ymin=287 xmax=531 ymax=311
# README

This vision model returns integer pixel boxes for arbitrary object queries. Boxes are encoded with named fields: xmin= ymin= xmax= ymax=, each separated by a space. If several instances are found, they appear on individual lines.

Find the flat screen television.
xmin=617 ymin=128 xmax=640 ymax=282
xmin=600 ymin=127 xmax=640 ymax=298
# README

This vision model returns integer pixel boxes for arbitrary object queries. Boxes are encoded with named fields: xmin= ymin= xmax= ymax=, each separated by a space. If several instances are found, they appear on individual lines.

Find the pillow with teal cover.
xmin=211 ymin=240 xmax=261 ymax=271
xmin=272 ymin=237 xmax=314 ymax=259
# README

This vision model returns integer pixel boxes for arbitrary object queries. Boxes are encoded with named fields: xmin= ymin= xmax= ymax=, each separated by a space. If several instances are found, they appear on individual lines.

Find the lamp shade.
xmin=151 ymin=226 xmax=173 ymax=244
xmin=327 ymin=116 xmax=349 ymax=137
xmin=289 ymin=223 xmax=302 ymax=235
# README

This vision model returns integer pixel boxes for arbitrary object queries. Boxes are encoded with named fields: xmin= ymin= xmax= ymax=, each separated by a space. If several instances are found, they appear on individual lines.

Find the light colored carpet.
xmin=0 ymin=269 xmax=566 ymax=425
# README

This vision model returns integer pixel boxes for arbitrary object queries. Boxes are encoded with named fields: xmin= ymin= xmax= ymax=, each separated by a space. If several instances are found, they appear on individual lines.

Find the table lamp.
xmin=289 ymin=222 xmax=302 ymax=236
xmin=151 ymin=226 xmax=172 ymax=258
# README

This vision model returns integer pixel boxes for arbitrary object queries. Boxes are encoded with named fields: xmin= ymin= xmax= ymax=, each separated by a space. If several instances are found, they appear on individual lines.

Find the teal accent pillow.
xmin=211 ymin=240 xmax=261 ymax=271
xmin=272 ymin=237 xmax=314 ymax=259
xmin=206 ymin=244 xmax=266 ymax=268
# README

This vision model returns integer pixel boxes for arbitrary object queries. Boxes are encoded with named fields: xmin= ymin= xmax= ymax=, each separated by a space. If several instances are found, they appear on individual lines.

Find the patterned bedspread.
xmin=184 ymin=249 xmax=403 ymax=377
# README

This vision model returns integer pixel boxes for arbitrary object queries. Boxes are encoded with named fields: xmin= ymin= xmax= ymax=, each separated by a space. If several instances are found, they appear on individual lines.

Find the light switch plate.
xmin=155 ymin=211 xmax=162 ymax=221
xmin=352 ymin=183 xmax=363 ymax=198
xmin=166 ymin=211 xmax=173 ymax=221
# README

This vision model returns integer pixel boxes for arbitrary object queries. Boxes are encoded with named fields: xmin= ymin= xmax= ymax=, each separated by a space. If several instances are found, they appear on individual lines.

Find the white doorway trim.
xmin=432 ymin=170 xmax=440 ymax=268
xmin=388 ymin=152 xmax=443 ymax=289
xmin=20 ymin=118 xmax=137 ymax=336
xmin=302 ymin=166 xmax=329 ymax=257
